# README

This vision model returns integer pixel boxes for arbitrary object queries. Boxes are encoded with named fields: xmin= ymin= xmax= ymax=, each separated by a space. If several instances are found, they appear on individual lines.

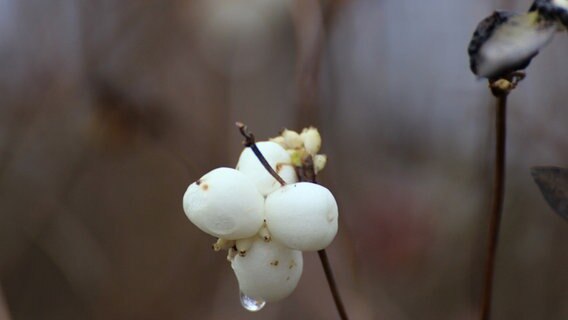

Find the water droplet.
xmin=239 ymin=291 xmax=266 ymax=312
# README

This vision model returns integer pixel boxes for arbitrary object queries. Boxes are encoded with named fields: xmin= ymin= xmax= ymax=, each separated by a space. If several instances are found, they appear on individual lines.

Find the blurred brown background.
xmin=1 ymin=0 xmax=567 ymax=319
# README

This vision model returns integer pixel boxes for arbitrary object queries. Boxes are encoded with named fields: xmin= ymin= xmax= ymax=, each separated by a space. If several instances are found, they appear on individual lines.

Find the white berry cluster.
xmin=182 ymin=127 xmax=338 ymax=307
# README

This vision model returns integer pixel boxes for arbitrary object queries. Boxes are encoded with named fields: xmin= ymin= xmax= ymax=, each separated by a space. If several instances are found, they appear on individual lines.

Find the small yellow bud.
xmin=313 ymin=154 xmax=327 ymax=174
xmin=269 ymin=136 xmax=286 ymax=148
xmin=282 ymin=129 xmax=303 ymax=149
xmin=236 ymin=237 xmax=255 ymax=256
xmin=300 ymin=127 xmax=321 ymax=155
xmin=212 ymin=238 xmax=235 ymax=251
xmin=288 ymin=149 xmax=304 ymax=167
xmin=259 ymin=225 xmax=272 ymax=242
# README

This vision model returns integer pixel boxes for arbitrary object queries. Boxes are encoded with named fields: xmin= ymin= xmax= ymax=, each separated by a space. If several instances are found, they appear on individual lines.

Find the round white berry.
xmin=236 ymin=141 xmax=298 ymax=195
xmin=231 ymin=238 xmax=303 ymax=302
xmin=183 ymin=167 xmax=264 ymax=240
xmin=265 ymin=182 xmax=338 ymax=251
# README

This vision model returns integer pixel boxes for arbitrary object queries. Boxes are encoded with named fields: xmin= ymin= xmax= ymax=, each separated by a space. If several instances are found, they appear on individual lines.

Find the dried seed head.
xmin=468 ymin=11 xmax=556 ymax=79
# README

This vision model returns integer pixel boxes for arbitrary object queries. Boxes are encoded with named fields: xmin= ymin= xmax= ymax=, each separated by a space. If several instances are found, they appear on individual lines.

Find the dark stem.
xmin=480 ymin=92 xmax=508 ymax=320
xmin=318 ymin=249 xmax=349 ymax=320
xmin=235 ymin=122 xmax=286 ymax=186
xmin=0 ymin=285 xmax=12 ymax=320
xmin=298 ymin=156 xmax=349 ymax=320
xmin=290 ymin=2 xmax=348 ymax=316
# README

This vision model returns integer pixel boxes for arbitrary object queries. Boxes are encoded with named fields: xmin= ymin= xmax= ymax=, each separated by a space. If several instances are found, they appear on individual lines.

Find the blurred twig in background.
xmin=0 ymin=284 xmax=12 ymax=320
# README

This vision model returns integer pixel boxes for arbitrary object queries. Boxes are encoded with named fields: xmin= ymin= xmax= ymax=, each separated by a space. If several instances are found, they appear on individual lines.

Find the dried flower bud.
xmin=300 ymin=127 xmax=322 ymax=155
xmin=313 ymin=154 xmax=327 ymax=174
xmin=287 ymin=149 xmax=304 ymax=167
xmin=282 ymin=129 xmax=303 ymax=149
xmin=268 ymin=136 xmax=286 ymax=148
xmin=236 ymin=237 xmax=255 ymax=256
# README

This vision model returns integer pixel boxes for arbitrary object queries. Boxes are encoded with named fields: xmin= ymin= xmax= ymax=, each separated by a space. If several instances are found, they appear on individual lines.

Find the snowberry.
xmin=183 ymin=167 xmax=264 ymax=240
xmin=236 ymin=141 xmax=297 ymax=195
xmin=231 ymin=238 xmax=303 ymax=302
xmin=181 ymin=125 xmax=338 ymax=311
xmin=265 ymin=182 xmax=338 ymax=251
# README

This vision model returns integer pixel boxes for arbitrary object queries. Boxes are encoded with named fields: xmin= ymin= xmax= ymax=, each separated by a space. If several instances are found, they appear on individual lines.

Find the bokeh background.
xmin=1 ymin=0 xmax=567 ymax=319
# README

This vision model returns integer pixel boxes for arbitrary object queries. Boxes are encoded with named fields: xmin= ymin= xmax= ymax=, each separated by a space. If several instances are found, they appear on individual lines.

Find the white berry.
xmin=231 ymin=238 xmax=303 ymax=302
xmin=183 ymin=167 xmax=264 ymax=240
xmin=265 ymin=182 xmax=338 ymax=251
xmin=236 ymin=141 xmax=298 ymax=195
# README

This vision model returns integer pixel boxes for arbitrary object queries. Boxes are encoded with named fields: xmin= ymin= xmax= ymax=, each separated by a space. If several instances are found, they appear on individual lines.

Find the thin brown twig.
xmin=318 ymin=249 xmax=349 ymax=320
xmin=480 ymin=93 xmax=507 ymax=320
xmin=235 ymin=122 xmax=286 ymax=186
xmin=0 ymin=284 xmax=12 ymax=320
xmin=480 ymin=74 xmax=522 ymax=320
xmin=291 ymin=2 xmax=350 ymax=318
xmin=298 ymin=156 xmax=349 ymax=320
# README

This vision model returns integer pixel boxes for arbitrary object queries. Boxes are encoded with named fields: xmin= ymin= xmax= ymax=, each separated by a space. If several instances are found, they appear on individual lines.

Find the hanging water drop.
xmin=239 ymin=291 xmax=266 ymax=312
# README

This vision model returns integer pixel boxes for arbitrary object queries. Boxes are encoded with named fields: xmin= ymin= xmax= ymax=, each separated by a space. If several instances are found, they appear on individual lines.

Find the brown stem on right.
xmin=480 ymin=82 xmax=511 ymax=320
xmin=0 ymin=285 xmax=12 ymax=320
xmin=291 ymin=2 xmax=349 ymax=317
xmin=318 ymin=249 xmax=349 ymax=320
xmin=298 ymin=155 xmax=349 ymax=320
